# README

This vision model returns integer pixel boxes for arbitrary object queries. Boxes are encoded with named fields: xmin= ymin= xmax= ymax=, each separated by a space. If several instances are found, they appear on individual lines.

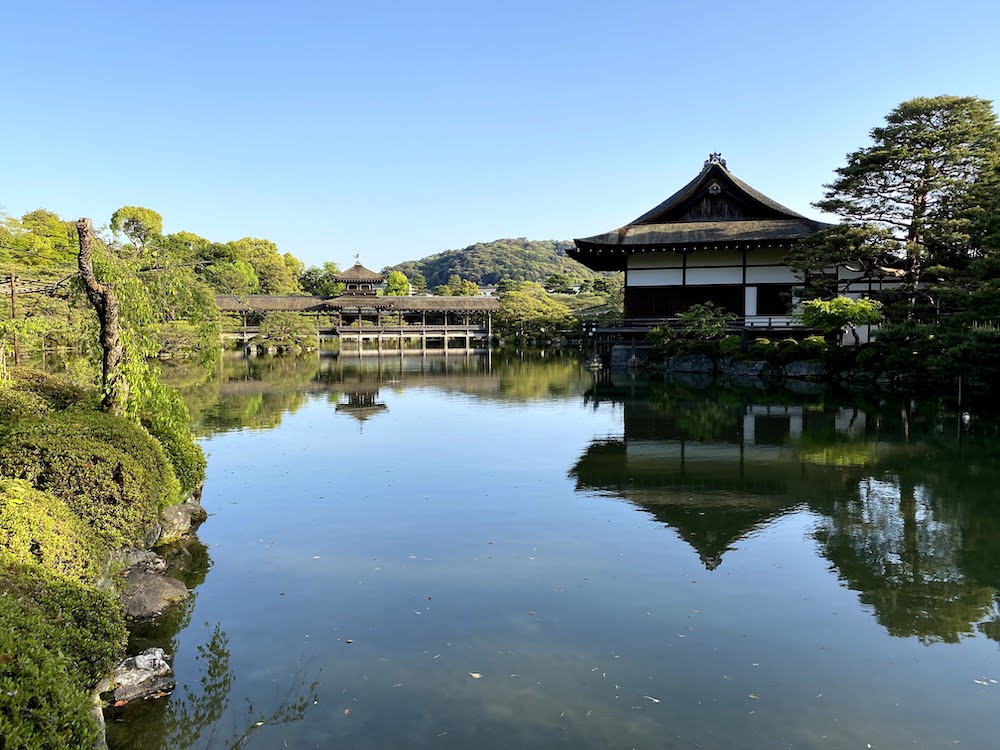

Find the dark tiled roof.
xmin=333 ymin=262 xmax=385 ymax=282
xmin=575 ymin=218 xmax=828 ymax=248
xmin=569 ymin=156 xmax=833 ymax=271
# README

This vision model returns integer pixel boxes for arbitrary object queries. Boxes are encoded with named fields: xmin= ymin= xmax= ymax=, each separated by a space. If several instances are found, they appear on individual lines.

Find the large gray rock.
xmin=784 ymin=361 xmax=829 ymax=380
xmin=718 ymin=358 xmax=779 ymax=378
xmin=156 ymin=499 xmax=207 ymax=546
xmin=666 ymin=354 xmax=714 ymax=373
xmin=109 ymin=648 xmax=175 ymax=705
xmin=120 ymin=562 xmax=188 ymax=620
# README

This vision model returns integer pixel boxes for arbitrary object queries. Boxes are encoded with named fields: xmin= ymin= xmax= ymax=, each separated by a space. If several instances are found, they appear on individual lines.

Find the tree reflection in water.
xmin=575 ymin=372 xmax=1000 ymax=645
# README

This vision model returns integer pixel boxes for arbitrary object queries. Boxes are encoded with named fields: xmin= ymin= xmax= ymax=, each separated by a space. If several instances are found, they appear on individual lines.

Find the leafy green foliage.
xmin=798 ymin=296 xmax=883 ymax=345
xmin=433 ymin=274 xmax=480 ymax=296
xmin=110 ymin=205 xmax=164 ymax=253
xmin=496 ymin=281 xmax=574 ymax=340
xmin=383 ymin=270 xmax=410 ymax=296
xmin=1 ymin=558 xmax=127 ymax=741
xmin=677 ymin=302 xmax=735 ymax=340
xmin=0 ymin=410 xmax=181 ymax=548
xmin=0 ymin=479 xmax=105 ymax=583
xmin=255 ymin=311 xmax=316 ymax=351
xmin=299 ymin=261 xmax=344 ymax=297
xmin=225 ymin=238 xmax=300 ymax=294
xmin=816 ymin=96 xmax=1000 ymax=291
xmin=0 ymin=209 xmax=77 ymax=269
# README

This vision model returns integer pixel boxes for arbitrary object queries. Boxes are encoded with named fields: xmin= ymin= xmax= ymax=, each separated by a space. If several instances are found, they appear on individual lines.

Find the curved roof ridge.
xmin=627 ymin=157 xmax=808 ymax=226
xmin=334 ymin=261 xmax=385 ymax=282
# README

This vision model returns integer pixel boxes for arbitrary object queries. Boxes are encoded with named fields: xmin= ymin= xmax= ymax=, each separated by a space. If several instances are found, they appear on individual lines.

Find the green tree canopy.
xmin=496 ymin=281 xmax=574 ymax=340
xmin=299 ymin=261 xmax=344 ymax=297
xmin=384 ymin=270 xmax=410 ymax=296
xmin=816 ymin=96 xmax=1000 ymax=293
xmin=110 ymin=205 xmax=163 ymax=253
xmin=798 ymin=296 xmax=883 ymax=346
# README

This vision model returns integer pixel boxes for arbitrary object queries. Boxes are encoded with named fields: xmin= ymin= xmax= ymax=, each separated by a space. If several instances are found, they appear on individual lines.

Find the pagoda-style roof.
xmin=333 ymin=262 xmax=385 ymax=283
xmin=570 ymin=154 xmax=831 ymax=271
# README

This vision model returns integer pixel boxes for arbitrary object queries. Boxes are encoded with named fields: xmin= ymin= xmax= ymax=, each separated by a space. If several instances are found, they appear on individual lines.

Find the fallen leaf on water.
xmin=345 ymin=639 xmax=353 ymax=644
xmin=469 ymin=672 xmax=482 ymax=679
xmin=749 ymin=693 xmax=759 ymax=699
xmin=644 ymin=695 xmax=661 ymax=703
xmin=344 ymin=708 xmax=351 ymax=716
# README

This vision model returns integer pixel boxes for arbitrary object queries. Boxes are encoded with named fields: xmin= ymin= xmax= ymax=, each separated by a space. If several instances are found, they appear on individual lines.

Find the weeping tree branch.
xmin=76 ymin=217 xmax=128 ymax=414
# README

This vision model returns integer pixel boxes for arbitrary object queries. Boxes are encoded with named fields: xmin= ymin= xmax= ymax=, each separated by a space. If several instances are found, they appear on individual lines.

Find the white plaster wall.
xmin=744 ymin=287 xmax=758 ymax=316
xmin=627 ymin=254 xmax=683 ymax=269
xmin=746 ymin=249 xmax=788 ymax=265
xmin=745 ymin=266 xmax=798 ymax=284
xmin=628 ymin=269 xmax=684 ymax=286
xmin=686 ymin=250 xmax=743 ymax=267
xmin=686 ymin=267 xmax=743 ymax=285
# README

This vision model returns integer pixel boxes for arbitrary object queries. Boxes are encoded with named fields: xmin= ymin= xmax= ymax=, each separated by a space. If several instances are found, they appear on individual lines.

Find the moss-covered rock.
xmin=0 ymin=479 xmax=105 ymax=584
xmin=0 ymin=410 xmax=182 ymax=548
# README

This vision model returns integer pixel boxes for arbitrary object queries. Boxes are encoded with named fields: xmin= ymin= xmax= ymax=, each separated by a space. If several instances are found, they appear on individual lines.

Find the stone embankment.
xmin=90 ymin=494 xmax=208 ymax=746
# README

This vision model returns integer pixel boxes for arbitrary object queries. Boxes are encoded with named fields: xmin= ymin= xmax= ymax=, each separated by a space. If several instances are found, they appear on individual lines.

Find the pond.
xmin=107 ymin=352 xmax=1000 ymax=749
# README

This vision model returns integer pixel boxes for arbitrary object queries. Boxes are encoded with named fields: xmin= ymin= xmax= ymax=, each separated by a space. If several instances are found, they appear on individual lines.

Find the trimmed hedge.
xmin=0 ymin=480 xmax=105 ymax=584
xmin=0 ymin=559 xmax=127 ymax=749
xmin=0 ymin=410 xmax=181 ymax=548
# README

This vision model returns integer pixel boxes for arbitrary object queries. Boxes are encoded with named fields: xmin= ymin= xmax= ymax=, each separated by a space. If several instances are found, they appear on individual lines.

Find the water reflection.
xmin=162 ymin=350 xmax=594 ymax=437
xmin=574 ymin=370 xmax=1000 ymax=644
xmin=106 ymin=355 xmax=1000 ymax=749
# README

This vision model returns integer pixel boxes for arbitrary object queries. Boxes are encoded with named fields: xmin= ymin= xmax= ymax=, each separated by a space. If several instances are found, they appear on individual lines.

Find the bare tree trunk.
xmin=76 ymin=218 xmax=128 ymax=414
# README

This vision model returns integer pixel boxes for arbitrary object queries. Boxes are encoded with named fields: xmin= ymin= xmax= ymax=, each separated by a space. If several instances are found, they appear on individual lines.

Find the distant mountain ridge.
xmin=385 ymin=238 xmax=601 ymax=288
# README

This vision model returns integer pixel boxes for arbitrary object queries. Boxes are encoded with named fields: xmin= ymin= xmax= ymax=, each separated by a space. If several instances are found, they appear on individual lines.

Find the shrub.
xmin=718 ymin=335 xmax=744 ymax=358
xmin=777 ymin=339 xmax=802 ymax=365
xmin=0 ymin=597 xmax=100 ymax=749
xmin=6 ymin=368 xmax=93 ymax=410
xmin=853 ymin=344 xmax=882 ymax=372
xmin=749 ymin=338 xmax=779 ymax=362
xmin=0 ymin=557 xmax=127 ymax=686
xmin=0 ymin=479 xmax=105 ymax=584
xmin=0 ymin=411 xmax=181 ymax=548
xmin=646 ymin=326 xmax=675 ymax=361
xmin=0 ymin=385 xmax=49 ymax=421
xmin=0 ymin=560 xmax=127 ymax=747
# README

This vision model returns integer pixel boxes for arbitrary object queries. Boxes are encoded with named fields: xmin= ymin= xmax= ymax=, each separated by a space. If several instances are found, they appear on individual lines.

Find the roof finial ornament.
xmin=705 ymin=152 xmax=727 ymax=168
xmin=353 ymin=253 xmax=360 ymax=263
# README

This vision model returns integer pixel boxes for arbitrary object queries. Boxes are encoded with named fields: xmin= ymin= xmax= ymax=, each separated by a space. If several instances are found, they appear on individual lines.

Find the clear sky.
xmin=4 ymin=0 xmax=1000 ymax=271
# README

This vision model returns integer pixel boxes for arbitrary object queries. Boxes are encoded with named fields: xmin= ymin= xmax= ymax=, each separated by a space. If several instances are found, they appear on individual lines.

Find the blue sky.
xmin=4 ymin=1 xmax=1000 ymax=271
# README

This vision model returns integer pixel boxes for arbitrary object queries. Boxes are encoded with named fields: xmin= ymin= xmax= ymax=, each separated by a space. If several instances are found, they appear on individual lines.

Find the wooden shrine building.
xmin=569 ymin=154 xmax=831 ymax=336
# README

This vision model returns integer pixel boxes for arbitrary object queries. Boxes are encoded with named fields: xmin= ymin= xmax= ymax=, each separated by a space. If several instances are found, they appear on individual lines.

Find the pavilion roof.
xmin=570 ymin=154 xmax=832 ymax=271
xmin=333 ymin=262 xmax=385 ymax=283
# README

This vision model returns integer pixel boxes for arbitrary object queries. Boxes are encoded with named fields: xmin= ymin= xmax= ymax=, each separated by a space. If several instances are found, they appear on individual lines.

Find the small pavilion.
xmin=333 ymin=261 xmax=385 ymax=295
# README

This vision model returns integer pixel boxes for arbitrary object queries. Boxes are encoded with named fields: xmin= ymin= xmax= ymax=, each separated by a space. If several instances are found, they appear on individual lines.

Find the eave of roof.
xmin=333 ymin=262 xmax=386 ymax=282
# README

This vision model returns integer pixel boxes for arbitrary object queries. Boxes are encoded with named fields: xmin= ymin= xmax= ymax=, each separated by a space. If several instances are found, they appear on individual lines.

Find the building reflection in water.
xmin=572 ymin=370 xmax=1000 ymax=644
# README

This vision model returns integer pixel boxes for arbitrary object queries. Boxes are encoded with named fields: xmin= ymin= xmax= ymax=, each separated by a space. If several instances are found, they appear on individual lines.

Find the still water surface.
xmin=109 ymin=353 xmax=1000 ymax=749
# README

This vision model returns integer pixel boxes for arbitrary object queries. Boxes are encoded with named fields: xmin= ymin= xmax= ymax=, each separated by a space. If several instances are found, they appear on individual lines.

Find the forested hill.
xmin=385 ymin=238 xmax=599 ymax=288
